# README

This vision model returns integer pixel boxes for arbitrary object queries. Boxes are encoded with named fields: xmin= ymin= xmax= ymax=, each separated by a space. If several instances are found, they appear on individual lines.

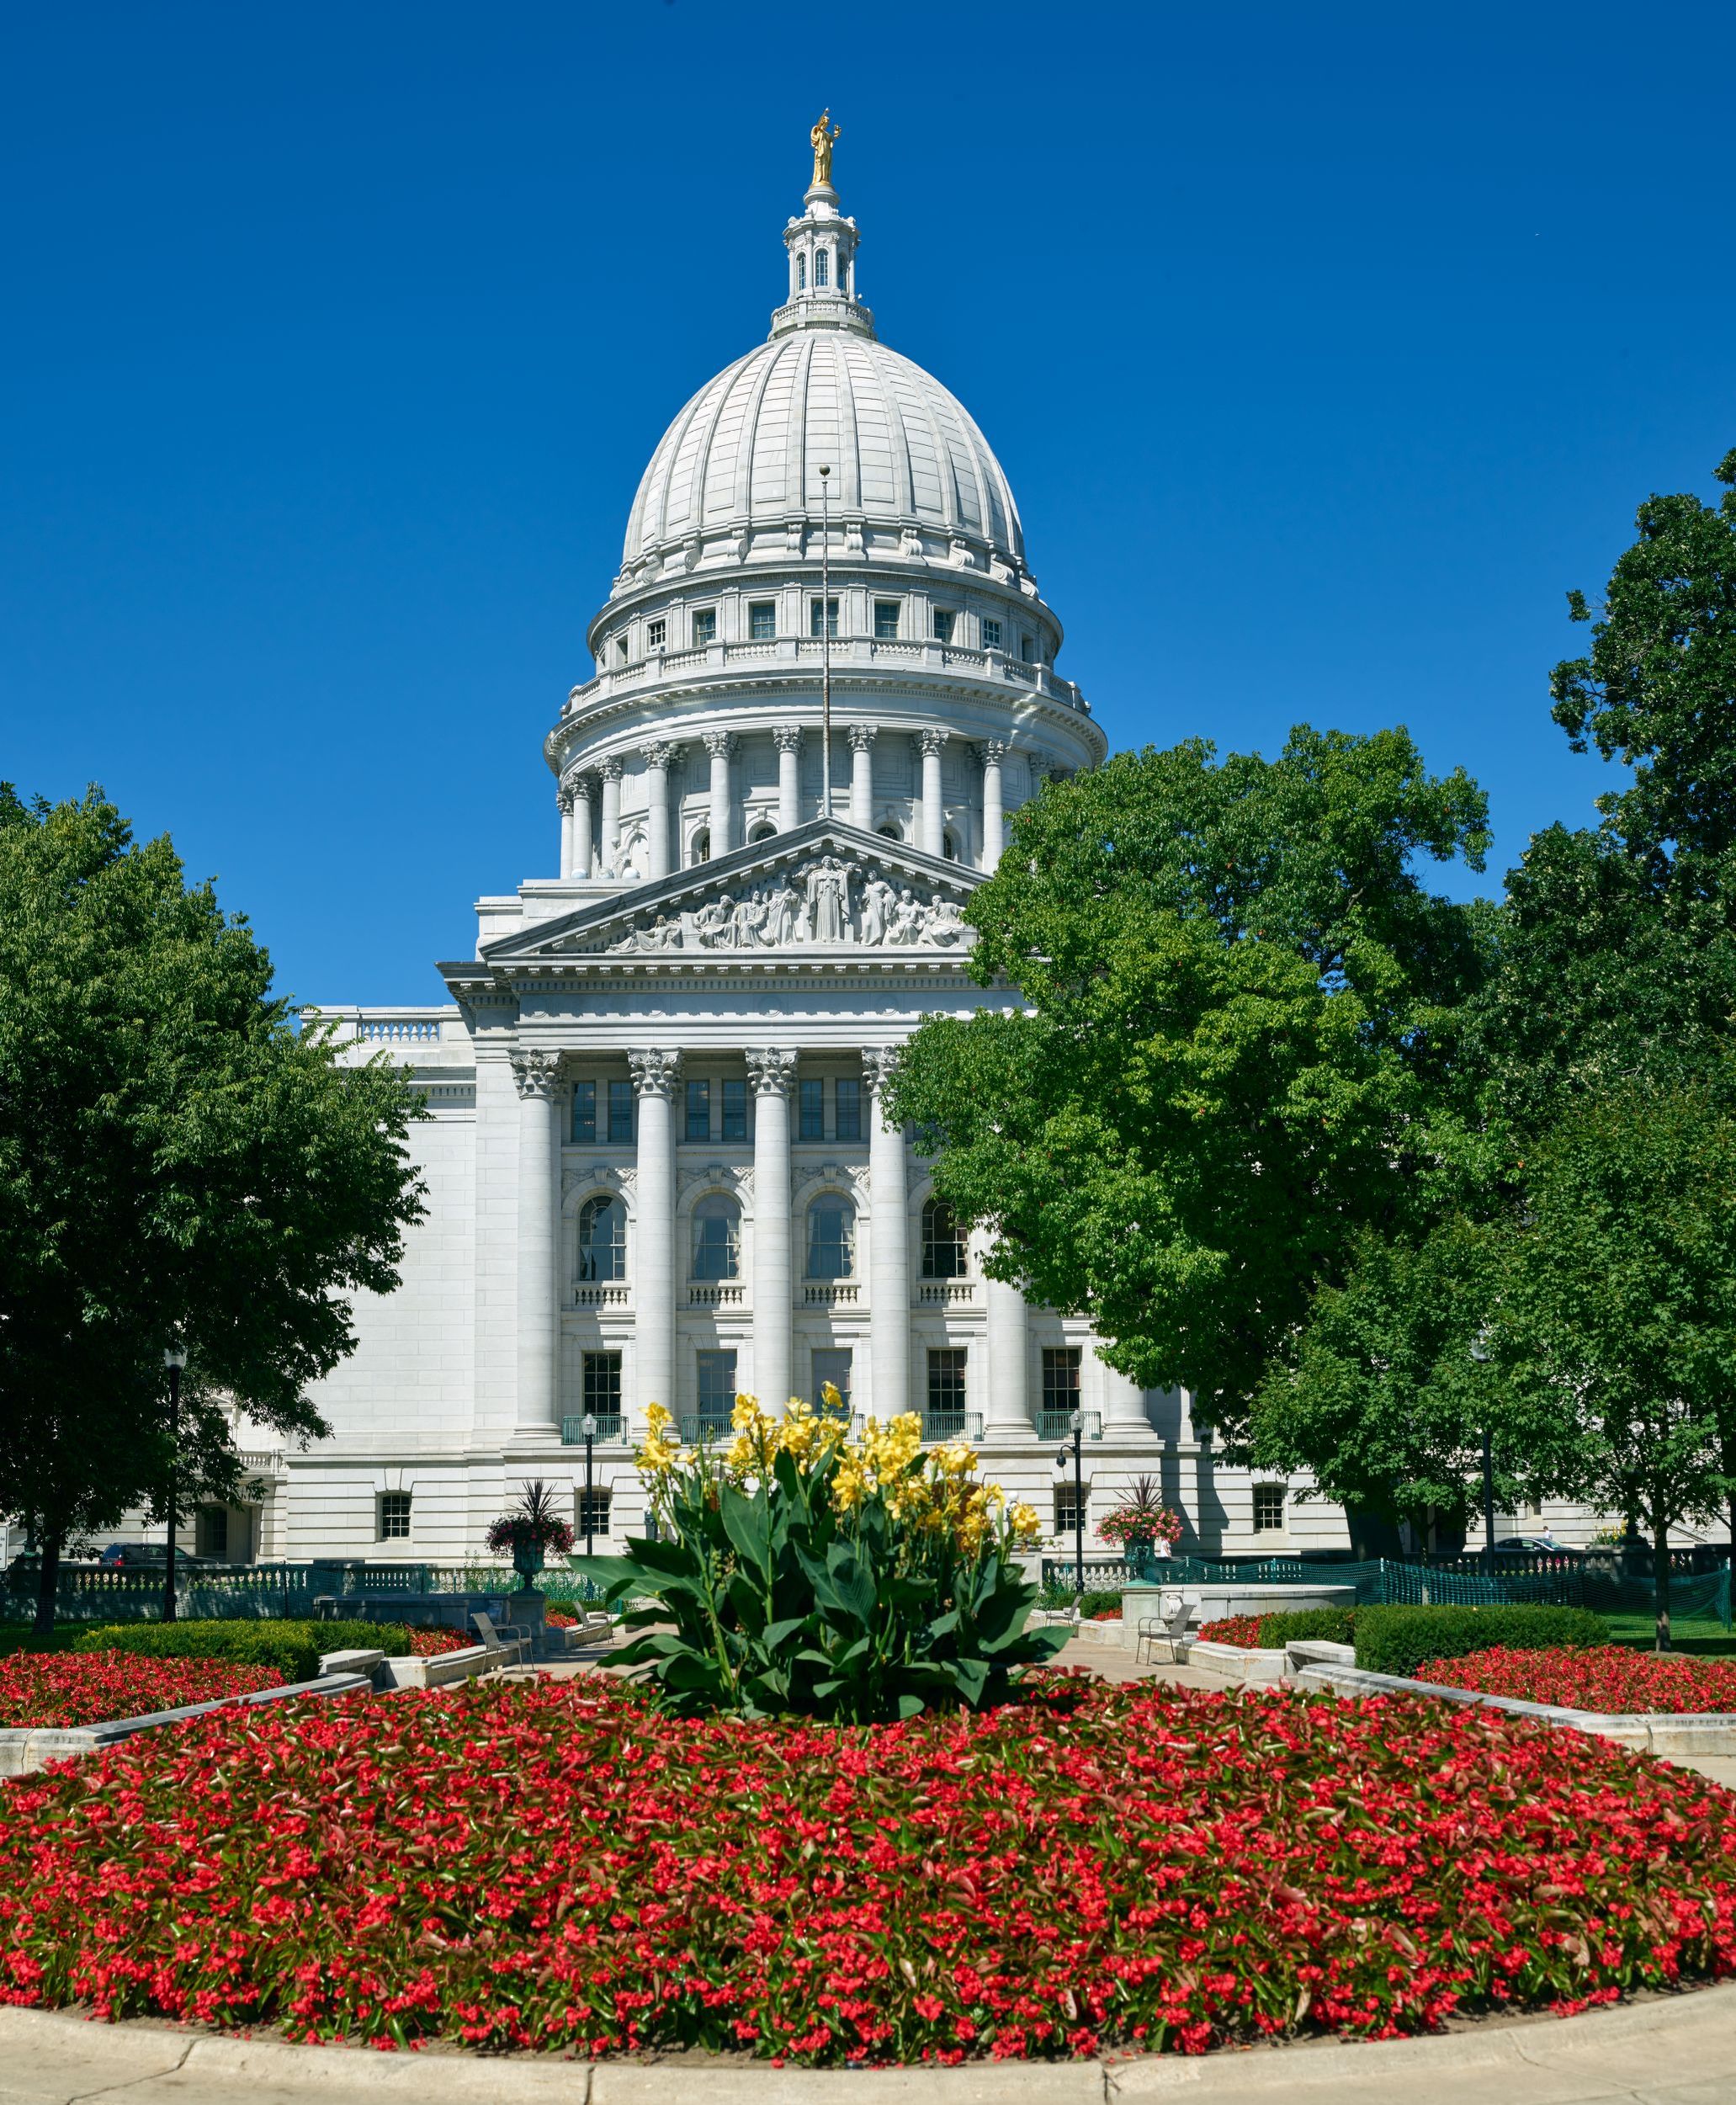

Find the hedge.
xmin=71 ymin=1619 xmax=418 ymax=1684
xmin=1355 ymin=1604 xmax=1609 ymax=1679
xmin=1259 ymin=1606 xmax=1356 ymax=1649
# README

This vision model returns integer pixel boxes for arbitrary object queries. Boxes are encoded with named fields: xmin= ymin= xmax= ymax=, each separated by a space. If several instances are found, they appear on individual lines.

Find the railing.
xmin=917 ymin=1281 xmax=974 ymax=1306
xmin=236 ymin=1449 xmax=286 ymax=1479
xmin=688 ymin=1283 xmax=745 ymax=1308
xmin=575 ymin=1285 xmax=629 ymax=1309
xmin=679 ymin=1414 xmax=736 ymax=1445
xmin=561 ymin=1414 xmax=625 ymax=1444
xmin=921 ymin=1410 xmax=984 ymax=1443
xmin=1038 ymin=1409 xmax=1105 ymax=1442
xmin=804 ymin=1282 xmax=859 ymax=1305
xmin=358 ymin=1018 xmax=442 ymax=1041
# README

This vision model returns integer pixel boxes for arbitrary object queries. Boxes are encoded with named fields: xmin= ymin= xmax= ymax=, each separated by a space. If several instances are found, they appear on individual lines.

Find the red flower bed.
xmin=0 ymin=1653 xmax=278 ymax=1730
xmin=406 ymin=1629 xmax=472 ymax=1658
xmin=1197 ymin=1614 xmax=1266 ymax=1649
xmin=3 ymin=1678 xmax=1735 ymax=2061
xmin=1417 ymin=1645 xmax=1736 ymax=1714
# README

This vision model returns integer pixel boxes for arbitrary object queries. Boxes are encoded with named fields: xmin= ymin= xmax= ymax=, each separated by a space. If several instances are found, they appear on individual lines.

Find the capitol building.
xmin=253 ymin=138 xmax=1352 ymax=1570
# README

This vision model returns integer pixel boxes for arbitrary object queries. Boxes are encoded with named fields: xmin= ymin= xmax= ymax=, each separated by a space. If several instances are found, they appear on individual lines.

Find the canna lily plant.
xmin=576 ymin=1389 xmax=1065 ymax=1721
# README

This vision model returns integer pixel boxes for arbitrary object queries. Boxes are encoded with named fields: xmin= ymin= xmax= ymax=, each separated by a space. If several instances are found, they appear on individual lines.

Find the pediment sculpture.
xmin=605 ymin=854 xmax=971 ymax=954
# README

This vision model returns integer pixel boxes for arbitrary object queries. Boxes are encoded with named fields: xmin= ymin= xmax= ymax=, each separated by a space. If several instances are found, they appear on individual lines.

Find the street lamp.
xmin=580 ymin=1411 xmax=598 ymax=1556
xmin=162 ymin=1338 xmax=188 ymax=1624
xmin=1469 ymin=1331 xmax=1495 ymax=1580
xmin=1059 ymin=1406 xmax=1085 ymax=1597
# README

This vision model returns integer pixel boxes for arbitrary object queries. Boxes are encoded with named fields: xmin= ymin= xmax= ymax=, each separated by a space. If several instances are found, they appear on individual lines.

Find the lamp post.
xmin=819 ymin=462 xmax=833 ymax=822
xmin=1069 ymin=1406 xmax=1085 ymax=1596
xmin=581 ymin=1411 xmax=597 ymax=1556
xmin=162 ymin=1338 xmax=188 ymax=1624
xmin=1469 ymin=1331 xmax=1494 ymax=1580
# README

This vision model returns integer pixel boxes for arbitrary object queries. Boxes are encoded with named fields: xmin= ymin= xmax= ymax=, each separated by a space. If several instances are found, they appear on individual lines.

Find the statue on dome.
xmin=810 ymin=110 xmax=840 ymax=188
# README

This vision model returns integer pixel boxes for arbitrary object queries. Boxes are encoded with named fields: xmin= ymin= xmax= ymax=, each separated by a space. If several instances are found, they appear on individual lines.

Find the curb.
xmin=5 ymin=1984 xmax=1736 ymax=2105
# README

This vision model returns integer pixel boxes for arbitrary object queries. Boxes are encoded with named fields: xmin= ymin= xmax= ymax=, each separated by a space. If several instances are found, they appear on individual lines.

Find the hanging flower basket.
xmin=486 ymin=1480 xmax=574 ymax=1593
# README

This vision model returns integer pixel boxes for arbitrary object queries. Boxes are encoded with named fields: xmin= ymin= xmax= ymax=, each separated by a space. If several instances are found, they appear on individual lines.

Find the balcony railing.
xmin=804 ymin=1282 xmax=860 ymax=1305
xmin=689 ymin=1283 xmax=746 ymax=1308
xmin=917 ymin=1280 xmax=974 ymax=1306
xmin=575 ymin=1284 xmax=629 ymax=1309
xmin=679 ymin=1414 xmax=736 ymax=1445
xmin=562 ymin=1414 xmax=624 ymax=1444
xmin=1038 ymin=1408 xmax=1105 ymax=1443
xmin=921 ymin=1410 xmax=984 ymax=1443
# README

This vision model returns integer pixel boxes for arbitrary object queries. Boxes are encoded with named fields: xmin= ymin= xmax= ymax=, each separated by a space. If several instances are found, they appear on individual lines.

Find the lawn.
xmin=1605 ymin=1613 xmax=1736 ymax=1658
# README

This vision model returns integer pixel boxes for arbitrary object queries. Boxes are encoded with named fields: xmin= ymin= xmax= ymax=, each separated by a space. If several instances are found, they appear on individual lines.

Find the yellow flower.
xmin=636 ymin=1401 xmax=682 ymax=1475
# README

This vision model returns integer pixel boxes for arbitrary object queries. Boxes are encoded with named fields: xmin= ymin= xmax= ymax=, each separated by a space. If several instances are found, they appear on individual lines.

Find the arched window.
xmin=797 ymin=252 xmax=807 ymax=290
xmin=942 ymin=831 xmax=959 ymax=862
xmin=806 ymin=1195 xmax=856 ymax=1279
xmin=578 ymin=1194 xmax=626 ymax=1282
xmin=750 ymin=821 xmax=776 ymax=843
xmin=815 ymin=247 xmax=830 ymax=288
xmin=921 ymin=1198 xmax=968 ymax=1279
xmin=692 ymin=828 xmax=711 ymax=865
xmin=692 ymin=1194 xmax=741 ymax=1280
xmin=876 ymin=821 xmax=902 ymax=842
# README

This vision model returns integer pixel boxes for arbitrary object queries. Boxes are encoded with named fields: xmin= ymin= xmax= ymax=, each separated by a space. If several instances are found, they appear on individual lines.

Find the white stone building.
xmin=255 ymin=156 xmax=1361 ymax=1570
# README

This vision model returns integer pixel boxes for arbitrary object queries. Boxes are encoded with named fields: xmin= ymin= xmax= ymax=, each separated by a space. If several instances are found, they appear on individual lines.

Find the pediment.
xmin=484 ymin=821 xmax=980 ymax=967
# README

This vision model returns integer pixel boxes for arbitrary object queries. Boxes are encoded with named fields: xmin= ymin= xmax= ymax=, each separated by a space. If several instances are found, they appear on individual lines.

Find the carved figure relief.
xmin=605 ymin=855 xmax=971 ymax=954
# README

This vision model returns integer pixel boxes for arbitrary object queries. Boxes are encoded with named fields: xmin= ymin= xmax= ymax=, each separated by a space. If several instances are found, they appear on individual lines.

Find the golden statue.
xmin=810 ymin=109 xmax=840 ymax=187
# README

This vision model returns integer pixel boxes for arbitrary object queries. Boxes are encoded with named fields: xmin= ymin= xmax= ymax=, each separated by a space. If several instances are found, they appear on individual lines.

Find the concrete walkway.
xmin=3 ymin=1986 xmax=1736 ymax=2104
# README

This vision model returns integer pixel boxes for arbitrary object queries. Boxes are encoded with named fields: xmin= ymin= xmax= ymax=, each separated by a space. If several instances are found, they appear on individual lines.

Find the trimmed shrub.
xmin=71 ymin=1619 xmax=417 ymax=1684
xmin=1259 ymin=1607 xmax=1356 ymax=1648
xmin=1355 ymin=1604 xmax=1608 ymax=1679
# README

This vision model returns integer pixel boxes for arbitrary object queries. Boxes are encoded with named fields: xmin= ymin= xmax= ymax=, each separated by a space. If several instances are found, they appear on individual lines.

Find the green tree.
xmin=885 ymin=727 xmax=1491 ymax=1438
xmin=0 ymin=787 xmax=426 ymax=1635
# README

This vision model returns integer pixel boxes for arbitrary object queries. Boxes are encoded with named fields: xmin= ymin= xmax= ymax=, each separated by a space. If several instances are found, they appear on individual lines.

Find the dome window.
xmin=615 ymin=637 xmax=629 ymax=664
xmin=692 ymin=608 xmax=716 ymax=646
xmin=750 ymin=822 xmax=776 ymax=843
xmin=815 ymin=247 xmax=830 ymax=288
xmin=646 ymin=618 xmax=666 ymax=651
xmin=1022 ymin=634 xmax=1036 ymax=662
xmin=873 ymin=600 xmax=901 ymax=640
xmin=748 ymin=601 xmax=776 ymax=640
xmin=797 ymin=253 xmax=807 ymax=291
xmin=810 ymin=596 xmax=839 ymax=640
xmin=932 ymin=609 xmax=956 ymax=644
xmin=981 ymin=617 xmax=1001 ymax=650
xmin=876 ymin=821 xmax=902 ymax=843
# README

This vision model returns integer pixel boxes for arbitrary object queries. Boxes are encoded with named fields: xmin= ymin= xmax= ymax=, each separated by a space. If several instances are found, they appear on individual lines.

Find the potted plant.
xmin=1098 ymin=1475 xmax=1184 ymax=1580
xmin=486 ymin=1480 xmax=575 ymax=1592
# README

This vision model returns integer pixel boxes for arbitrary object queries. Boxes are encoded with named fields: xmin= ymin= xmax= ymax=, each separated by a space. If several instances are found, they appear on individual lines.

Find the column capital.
xmin=772 ymin=724 xmax=804 ymax=755
xmin=627 ymin=1047 xmax=682 ymax=1098
xmin=703 ymin=729 xmax=740 ymax=760
xmin=746 ymin=1046 xmax=799 ymax=1097
xmin=916 ymin=727 xmax=950 ymax=758
xmin=847 ymin=722 xmax=878 ymax=752
xmin=860 ymin=1045 xmax=903 ymax=1096
xmin=555 ymin=782 xmax=574 ymax=816
xmin=1027 ymin=750 xmax=1060 ymax=782
xmin=976 ymin=738 xmax=1008 ymax=767
xmin=642 ymin=741 xmax=677 ymax=771
xmin=510 ymin=1049 xmax=562 ymax=1101
xmin=599 ymin=754 xmax=626 ymax=782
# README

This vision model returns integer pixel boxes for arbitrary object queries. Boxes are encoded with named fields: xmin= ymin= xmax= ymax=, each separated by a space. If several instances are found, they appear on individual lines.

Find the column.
xmin=704 ymin=731 xmax=737 ymax=859
xmin=978 ymin=740 xmax=1006 ymax=874
xmin=848 ymin=723 xmax=876 ymax=831
xmin=600 ymin=757 xmax=624 ymax=875
xmin=774 ymin=726 xmax=803 ymax=832
xmin=470 ymin=1049 xmax=520 ymax=1443
xmin=863 ymin=1048 xmax=910 ymax=1420
xmin=1096 ymin=1343 xmax=1155 ymax=1440
xmin=557 ymin=784 xmax=575 ymax=879
xmin=511 ymin=1049 xmax=562 ymax=1436
xmin=628 ymin=1048 xmax=680 ymax=1435
xmin=917 ymin=729 xmax=948 ymax=858
xmin=747 ymin=1048 xmax=797 ymax=1414
xmin=984 ymin=1274 xmax=1033 ymax=1438
xmin=643 ymin=742 xmax=675 ymax=880
xmin=571 ymin=773 xmax=595 ymax=880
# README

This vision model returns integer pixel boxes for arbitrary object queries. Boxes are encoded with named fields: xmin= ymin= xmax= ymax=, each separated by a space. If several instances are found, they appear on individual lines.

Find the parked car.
xmin=96 ymin=1544 xmax=226 ymax=1569
xmin=1493 ymin=1534 xmax=1569 ymax=1554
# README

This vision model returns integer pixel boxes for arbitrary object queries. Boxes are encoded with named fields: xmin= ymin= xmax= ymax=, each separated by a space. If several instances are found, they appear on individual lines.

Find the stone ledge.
xmin=0 ymin=1672 xmax=373 ymax=1778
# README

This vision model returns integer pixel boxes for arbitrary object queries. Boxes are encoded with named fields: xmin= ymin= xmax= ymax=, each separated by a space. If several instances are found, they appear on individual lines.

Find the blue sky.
xmin=3 ymin=2 xmax=1733 ymax=1005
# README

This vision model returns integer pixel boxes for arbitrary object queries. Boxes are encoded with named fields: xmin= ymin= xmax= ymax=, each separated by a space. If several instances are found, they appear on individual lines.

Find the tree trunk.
xmin=1652 ymin=1495 xmax=1672 ymax=1654
xmin=31 ymin=1527 xmax=61 ymax=1644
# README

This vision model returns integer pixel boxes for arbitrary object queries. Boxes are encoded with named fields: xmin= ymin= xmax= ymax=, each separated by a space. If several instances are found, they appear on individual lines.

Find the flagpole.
xmin=819 ymin=463 xmax=832 ymax=823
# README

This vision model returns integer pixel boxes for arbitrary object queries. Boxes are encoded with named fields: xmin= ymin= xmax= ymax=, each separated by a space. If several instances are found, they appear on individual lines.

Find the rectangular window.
xmin=834 ymin=1076 xmax=862 ymax=1141
xmin=813 ymin=1348 xmax=853 ymax=1411
xmin=195 ymin=1506 xmax=228 ymax=1559
xmin=980 ymin=617 xmax=1002 ymax=650
xmin=615 ymin=637 xmax=629 ymax=663
xmin=1252 ymin=1484 xmax=1287 ymax=1534
xmin=1042 ymin=1348 xmax=1082 ymax=1417
xmin=721 ymin=1077 xmax=747 ymax=1140
xmin=815 ymin=247 xmax=830 ymax=287
xmin=582 ymin=1351 xmax=623 ymax=1420
xmin=379 ymin=1492 xmax=411 ymax=1541
xmin=646 ymin=618 xmax=666 ymax=650
xmin=932 ymin=609 xmax=956 ymax=644
xmin=692 ymin=608 xmax=716 ymax=646
xmin=1021 ymin=634 xmax=1035 ymax=662
xmin=799 ymin=1076 xmax=825 ymax=1140
xmin=575 ymin=1486 xmax=612 ymax=1541
xmin=926 ymin=1348 xmax=969 ymax=1432
xmin=608 ymin=1080 xmax=634 ymax=1144
xmin=571 ymin=1079 xmax=597 ymax=1145
xmin=810 ymin=596 xmax=839 ymax=639
xmin=1054 ymin=1483 xmax=1086 ymax=1537
xmin=697 ymin=1348 xmax=737 ymax=1426
xmin=685 ymin=1077 xmax=710 ymax=1141
xmin=748 ymin=601 xmax=776 ymax=640
xmin=873 ymin=600 xmax=901 ymax=640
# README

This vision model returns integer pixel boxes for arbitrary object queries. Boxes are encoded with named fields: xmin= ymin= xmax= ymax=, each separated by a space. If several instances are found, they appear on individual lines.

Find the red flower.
xmin=1415 ymin=1645 xmax=1736 ymax=1714
xmin=0 ymin=1654 xmax=277 ymax=1730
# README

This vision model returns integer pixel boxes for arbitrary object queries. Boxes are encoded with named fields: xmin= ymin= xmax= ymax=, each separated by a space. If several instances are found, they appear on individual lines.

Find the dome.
xmin=620 ymin=184 xmax=1026 ymax=575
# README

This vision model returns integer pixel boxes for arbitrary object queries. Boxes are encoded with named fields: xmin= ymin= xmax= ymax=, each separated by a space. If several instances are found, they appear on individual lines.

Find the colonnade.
xmin=555 ymin=726 xmax=1017 ymax=880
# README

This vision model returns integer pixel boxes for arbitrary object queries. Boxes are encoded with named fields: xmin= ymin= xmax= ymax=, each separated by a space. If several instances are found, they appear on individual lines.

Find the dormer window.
xmin=798 ymin=253 xmax=807 ymax=290
xmin=815 ymin=248 xmax=830 ymax=288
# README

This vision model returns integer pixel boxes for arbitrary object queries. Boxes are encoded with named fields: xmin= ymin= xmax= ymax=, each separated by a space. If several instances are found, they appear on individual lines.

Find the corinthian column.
xmin=703 ymin=731 xmax=737 ymax=860
xmin=571 ymin=773 xmax=595 ymax=880
xmin=977 ymin=740 xmax=1007 ymax=874
xmin=1099 ymin=1349 xmax=1155 ymax=1440
xmin=917 ymin=728 xmax=948 ymax=858
xmin=599 ymin=757 xmax=624 ymax=874
xmin=983 ymin=1272 xmax=1033 ymax=1438
xmin=511 ymin=1049 xmax=562 ymax=1436
xmin=848 ymin=723 xmax=876 ymax=831
xmin=747 ymin=1048 xmax=797 ymax=1414
xmin=629 ymin=1048 xmax=681 ymax=1435
xmin=773 ymin=726 xmax=803 ymax=832
xmin=643 ymin=742 xmax=676 ymax=880
xmin=557 ymin=783 xmax=575 ymax=880
xmin=862 ymin=1048 xmax=909 ymax=1420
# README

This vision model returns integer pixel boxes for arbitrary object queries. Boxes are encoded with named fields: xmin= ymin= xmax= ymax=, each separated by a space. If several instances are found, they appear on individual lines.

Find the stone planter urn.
xmin=512 ymin=1544 xmax=546 ymax=1592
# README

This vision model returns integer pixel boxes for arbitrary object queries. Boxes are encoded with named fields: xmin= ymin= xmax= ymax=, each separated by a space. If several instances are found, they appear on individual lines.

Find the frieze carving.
xmin=627 ymin=1048 xmax=682 ymax=1098
xmin=606 ymin=855 xmax=969 ymax=955
xmin=679 ymin=1162 xmax=749 ymax=1198
xmin=563 ymin=1163 xmax=636 ymax=1199
xmin=510 ymin=1049 xmax=562 ymax=1100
